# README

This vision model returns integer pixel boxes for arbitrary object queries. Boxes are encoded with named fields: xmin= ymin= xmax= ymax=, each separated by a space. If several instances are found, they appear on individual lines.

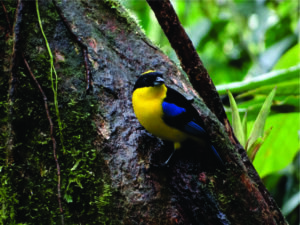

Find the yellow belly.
xmin=132 ymin=86 xmax=188 ymax=143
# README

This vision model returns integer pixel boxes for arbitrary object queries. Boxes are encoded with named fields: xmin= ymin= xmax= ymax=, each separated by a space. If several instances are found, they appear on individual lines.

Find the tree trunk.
xmin=0 ymin=0 xmax=287 ymax=224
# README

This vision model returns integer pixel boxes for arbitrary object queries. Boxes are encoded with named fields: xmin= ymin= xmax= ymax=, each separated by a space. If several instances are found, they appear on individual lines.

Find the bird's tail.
xmin=210 ymin=144 xmax=224 ymax=169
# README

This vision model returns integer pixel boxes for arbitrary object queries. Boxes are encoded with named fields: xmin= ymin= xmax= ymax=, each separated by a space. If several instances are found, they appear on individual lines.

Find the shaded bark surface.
xmin=0 ymin=0 xmax=286 ymax=224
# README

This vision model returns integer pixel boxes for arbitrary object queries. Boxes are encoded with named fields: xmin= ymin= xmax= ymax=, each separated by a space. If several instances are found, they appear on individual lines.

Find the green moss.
xmin=1 ymin=1 xmax=116 ymax=224
xmin=0 ymin=2 xmax=19 ymax=224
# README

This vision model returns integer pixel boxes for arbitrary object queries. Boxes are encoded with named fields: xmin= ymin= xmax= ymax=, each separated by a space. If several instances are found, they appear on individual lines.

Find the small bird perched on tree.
xmin=132 ymin=70 xmax=223 ymax=168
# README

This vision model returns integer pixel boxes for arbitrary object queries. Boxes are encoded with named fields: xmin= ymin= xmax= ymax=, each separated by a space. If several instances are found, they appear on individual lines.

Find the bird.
xmin=132 ymin=70 xmax=224 ymax=168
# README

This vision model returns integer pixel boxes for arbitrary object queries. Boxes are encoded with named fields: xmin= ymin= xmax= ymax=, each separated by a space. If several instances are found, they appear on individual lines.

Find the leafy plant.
xmin=220 ymin=42 xmax=299 ymax=178
xmin=228 ymin=88 xmax=276 ymax=161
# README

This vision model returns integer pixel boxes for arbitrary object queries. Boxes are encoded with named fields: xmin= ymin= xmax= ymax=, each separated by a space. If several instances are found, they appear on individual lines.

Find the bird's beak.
xmin=153 ymin=76 xmax=164 ymax=86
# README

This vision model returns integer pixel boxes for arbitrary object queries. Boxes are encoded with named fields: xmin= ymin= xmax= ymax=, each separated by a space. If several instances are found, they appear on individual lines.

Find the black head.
xmin=133 ymin=71 xmax=165 ymax=91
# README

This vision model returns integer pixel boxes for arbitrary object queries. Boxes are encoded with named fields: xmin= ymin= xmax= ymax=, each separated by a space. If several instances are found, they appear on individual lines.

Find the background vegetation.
xmin=123 ymin=0 xmax=299 ymax=224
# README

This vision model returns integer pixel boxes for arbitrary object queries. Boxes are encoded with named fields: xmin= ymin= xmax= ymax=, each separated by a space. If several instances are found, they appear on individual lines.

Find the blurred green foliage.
xmin=123 ymin=0 xmax=299 ymax=224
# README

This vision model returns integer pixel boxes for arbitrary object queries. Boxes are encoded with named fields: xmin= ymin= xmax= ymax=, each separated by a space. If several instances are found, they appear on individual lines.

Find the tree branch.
xmin=146 ymin=1 xmax=226 ymax=123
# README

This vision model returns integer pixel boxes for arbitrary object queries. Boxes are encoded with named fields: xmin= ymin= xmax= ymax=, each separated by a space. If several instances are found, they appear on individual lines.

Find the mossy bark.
xmin=0 ymin=0 xmax=286 ymax=224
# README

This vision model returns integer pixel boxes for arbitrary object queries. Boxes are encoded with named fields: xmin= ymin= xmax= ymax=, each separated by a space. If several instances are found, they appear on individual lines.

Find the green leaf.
xmin=253 ymin=113 xmax=299 ymax=177
xmin=71 ymin=160 xmax=82 ymax=171
xmin=64 ymin=194 xmax=73 ymax=203
xmin=247 ymin=88 xmax=276 ymax=151
xmin=247 ymin=126 xmax=272 ymax=161
xmin=247 ymin=137 xmax=263 ymax=161
xmin=273 ymin=44 xmax=300 ymax=70
xmin=216 ymin=65 xmax=300 ymax=95
xmin=237 ymin=79 xmax=299 ymax=99
xmin=242 ymin=111 xmax=248 ymax=143
xmin=228 ymin=90 xmax=245 ymax=147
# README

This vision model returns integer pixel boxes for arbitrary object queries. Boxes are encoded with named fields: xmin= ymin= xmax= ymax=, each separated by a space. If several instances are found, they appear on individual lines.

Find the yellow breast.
xmin=132 ymin=85 xmax=188 ymax=143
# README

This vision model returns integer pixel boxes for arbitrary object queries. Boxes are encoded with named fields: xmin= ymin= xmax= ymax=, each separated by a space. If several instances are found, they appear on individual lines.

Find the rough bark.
xmin=0 ymin=0 xmax=287 ymax=224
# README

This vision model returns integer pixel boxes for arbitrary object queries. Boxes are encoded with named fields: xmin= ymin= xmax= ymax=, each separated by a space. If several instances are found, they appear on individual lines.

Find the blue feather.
xmin=210 ymin=144 xmax=224 ymax=166
xmin=184 ymin=121 xmax=206 ymax=137
xmin=162 ymin=101 xmax=224 ymax=167
xmin=162 ymin=102 xmax=186 ymax=117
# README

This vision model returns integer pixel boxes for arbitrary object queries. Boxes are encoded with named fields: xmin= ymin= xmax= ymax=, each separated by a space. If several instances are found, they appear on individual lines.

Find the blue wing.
xmin=210 ymin=144 xmax=224 ymax=167
xmin=162 ymin=101 xmax=206 ymax=137
xmin=162 ymin=101 xmax=224 ymax=167
xmin=162 ymin=101 xmax=186 ymax=117
xmin=184 ymin=121 xmax=207 ymax=137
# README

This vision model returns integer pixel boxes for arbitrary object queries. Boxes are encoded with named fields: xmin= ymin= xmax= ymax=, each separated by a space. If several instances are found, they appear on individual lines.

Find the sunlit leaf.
xmin=64 ymin=194 xmax=73 ymax=203
xmin=253 ymin=113 xmax=299 ymax=177
xmin=228 ymin=90 xmax=245 ymax=147
xmin=242 ymin=111 xmax=247 ymax=142
xmin=247 ymin=137 xmax=263 ymax=161
xmin=71 ymin=160 xmax=82 ymax=171
xmin=247 ymin=126 xmax=272 ymax=161
xmin=216 ymin=65 xmax=300 ymax=95
xmin=247 ymin=88 xmax=276 ymax=151
xmin=273 ymin=44 xmax=299 ymax=70
xmin=237 ymin=79 xmax=299 ymax=99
